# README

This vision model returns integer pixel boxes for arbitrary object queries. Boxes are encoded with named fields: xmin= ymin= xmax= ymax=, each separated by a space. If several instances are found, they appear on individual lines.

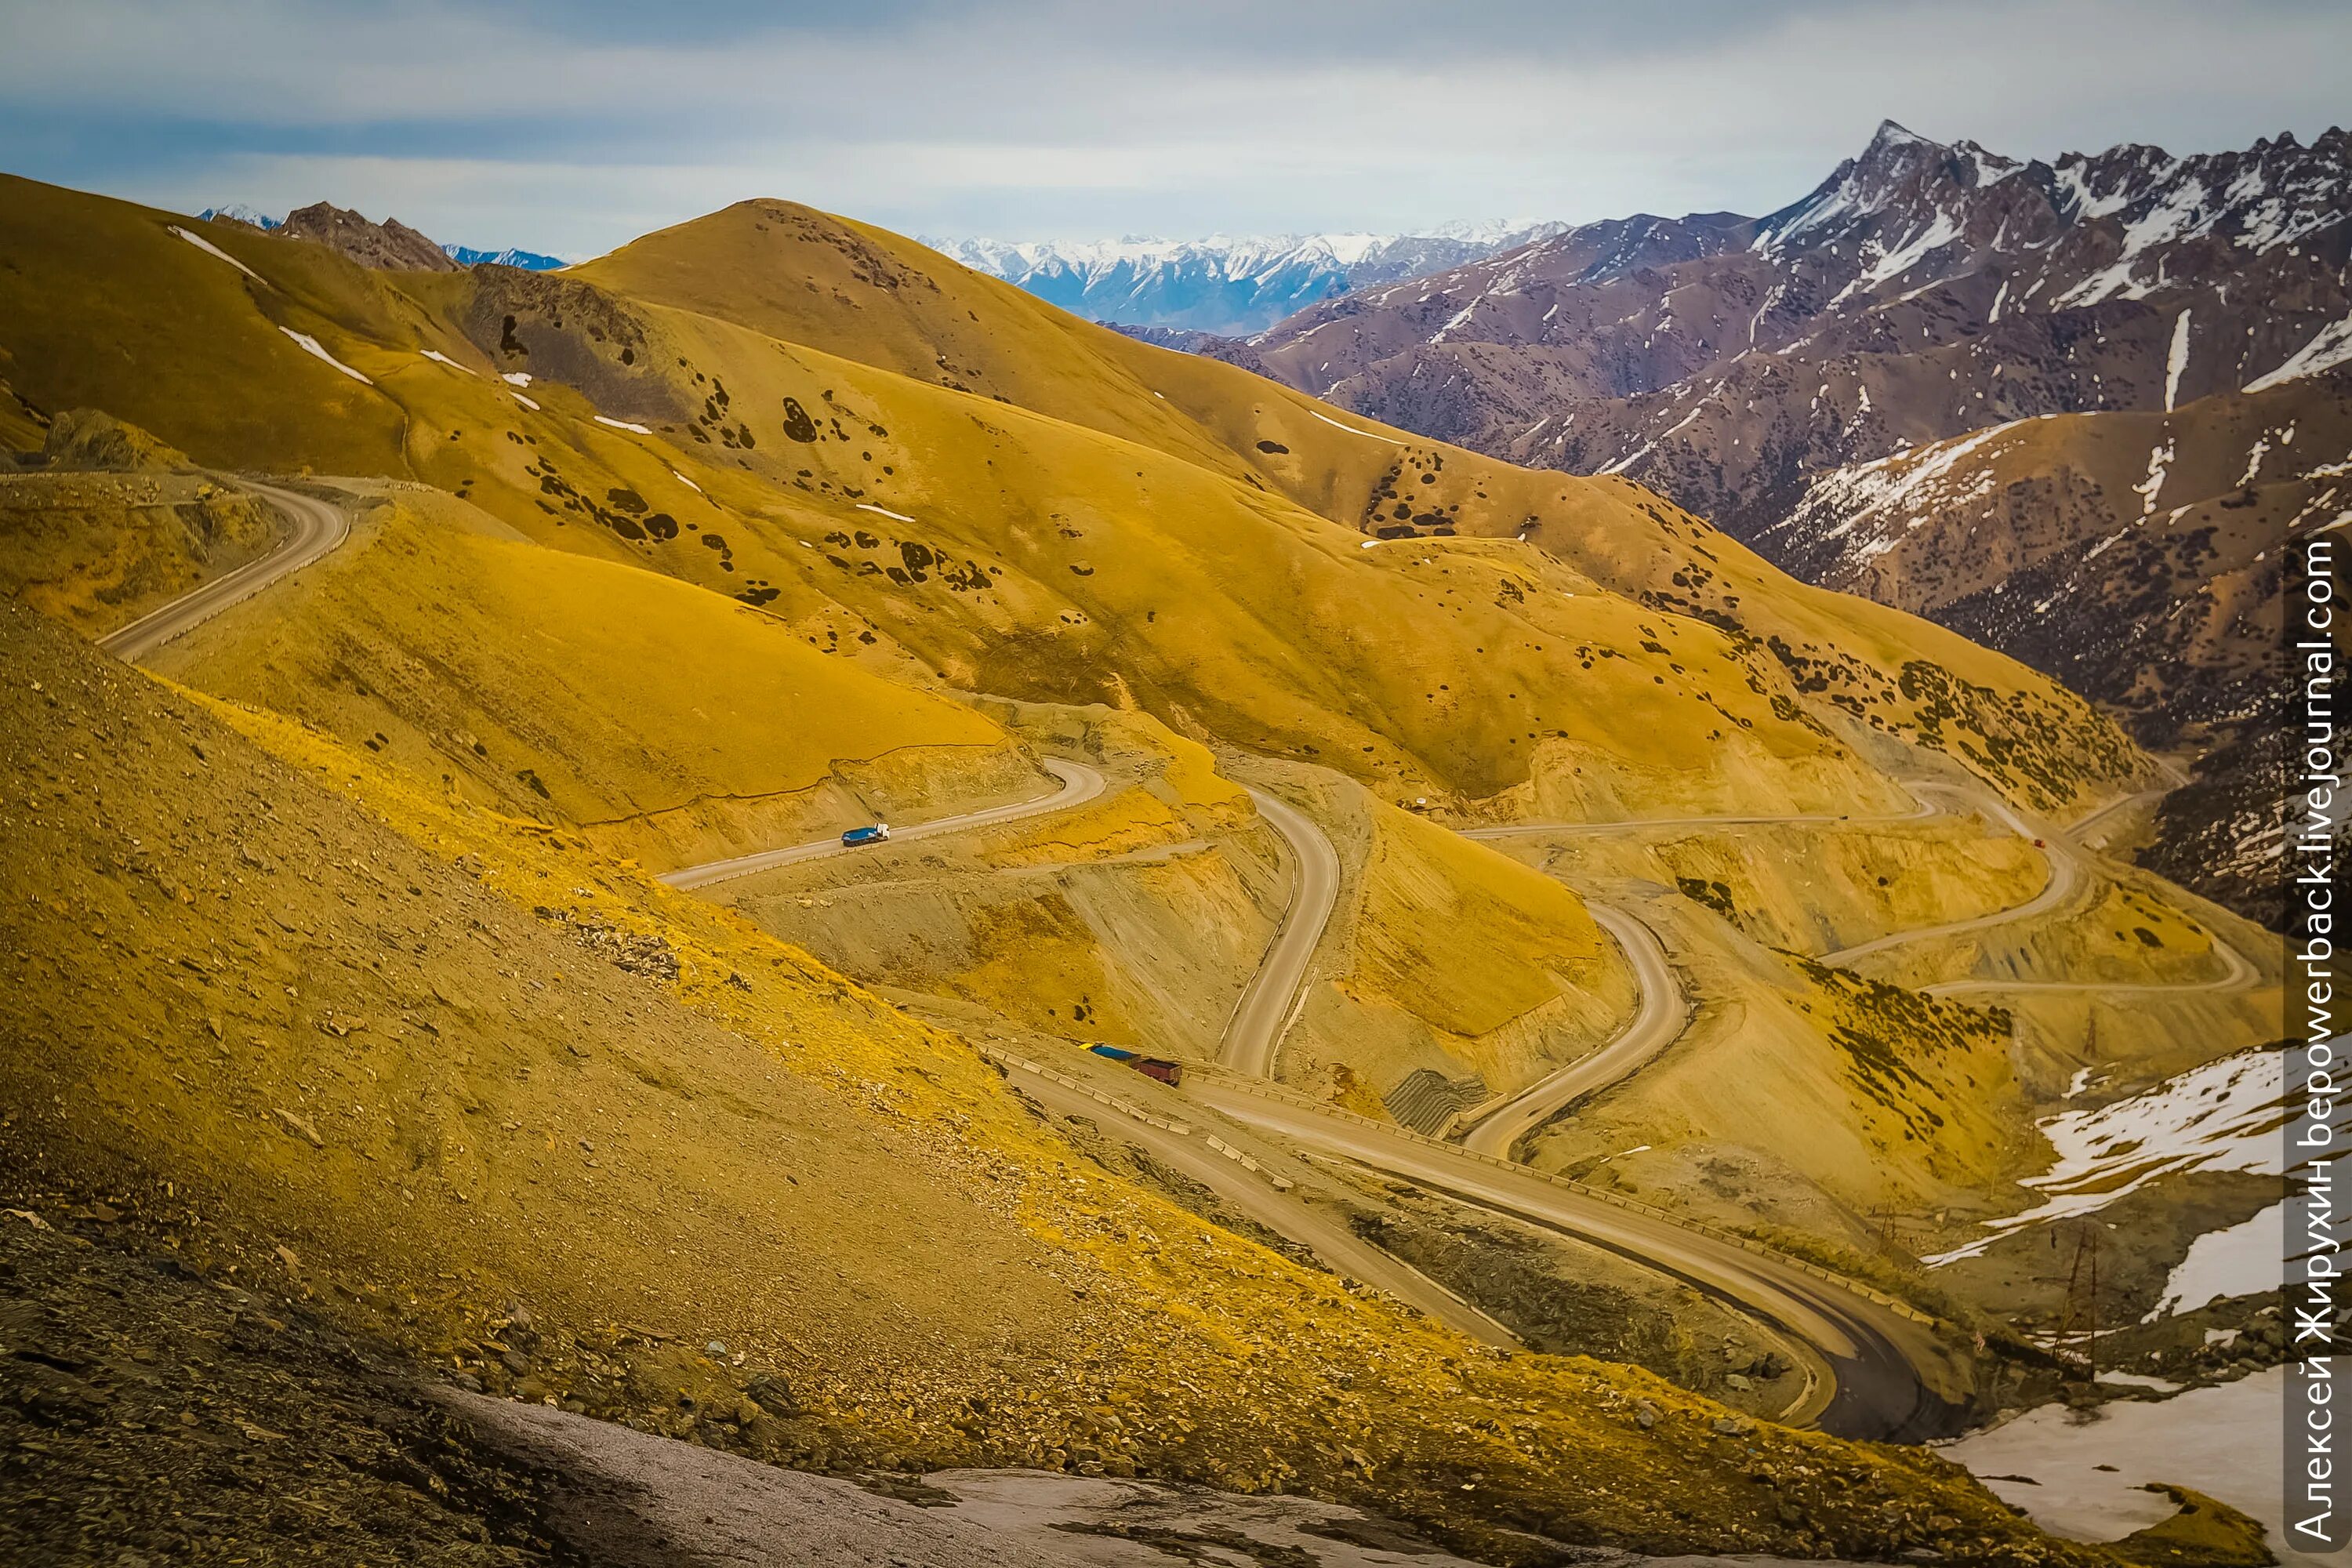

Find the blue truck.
xmin=839 ymin=823 xmax=891 ymax=847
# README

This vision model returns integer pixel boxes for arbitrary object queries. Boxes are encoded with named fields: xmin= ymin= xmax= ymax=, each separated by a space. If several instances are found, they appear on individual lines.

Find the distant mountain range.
xmin=199 ymin=205 xmax=566 ymax=270
xmin=1188 ymin=119 xmax=2352 ymax=924
xmin=924 ymin=222 xmax=1569 ymax=335
xmin=442 ymin=244 xmax=571 ymax=270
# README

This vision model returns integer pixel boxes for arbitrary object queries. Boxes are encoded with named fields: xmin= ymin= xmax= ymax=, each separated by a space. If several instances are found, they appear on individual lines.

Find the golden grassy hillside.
xmin=1535 ymin=817 xmax=2047 ymax=957
xmin=1328 ymin=798 xmax=1639 ymax=1099
xmin=574 ymin=198 xmax=2144 ymax=811
xmin=147 ymin=490 xmax=1041 ymax=869
xmin=0 ymin=173 xmax=2143 ymax=823
xmin=0 ymin=601 xmax=2094 ymax=1563
xmin=575 ymin=199 xmax=1270 ymax=483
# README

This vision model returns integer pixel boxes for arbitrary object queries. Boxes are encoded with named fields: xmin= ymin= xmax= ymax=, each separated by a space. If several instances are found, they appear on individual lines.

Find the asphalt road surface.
xmin=1456 ymin=904 xmax=1690 ymax=1159
xmin=1007 ymin=1065 xmax=1520 ymax=1348
xmin=1215 ymin=786 xmax=1341 ymax=1077
xmin=98 ymin=479 xmax=350 ymax=661
xmin=660 ymin=758 xmax=1105 ymax=891
xmin=1190 ymin=1076 xmax=1958 ymax=1442
xmin=1814 ymin=783 xmax=2082 ymax=967
xmin=1924 ymin=921 xmax=2259 ymax=997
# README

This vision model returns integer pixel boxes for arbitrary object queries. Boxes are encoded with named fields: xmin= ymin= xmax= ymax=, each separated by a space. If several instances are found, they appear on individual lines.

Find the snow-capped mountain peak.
xmin=199 ymin=203 xmax=281 ymax=230
xmin=928 ymin=223 xmax=1569 ymax=334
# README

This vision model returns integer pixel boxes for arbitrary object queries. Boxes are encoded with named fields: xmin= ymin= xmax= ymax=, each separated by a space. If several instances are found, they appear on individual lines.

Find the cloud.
xmin=0 ymin=0 xmax=2342 ymax=253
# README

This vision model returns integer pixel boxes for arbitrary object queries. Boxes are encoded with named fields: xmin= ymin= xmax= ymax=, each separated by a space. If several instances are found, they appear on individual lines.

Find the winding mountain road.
xmin=660 ymin=758 xmax=1105 ymax=891
xmin=1215 ymin=786 xmax=1341 ymax=1077
xmin=1186 ymin=1075 xmax=1954 ymax=1441
xmin=1455 ymin=905 xmax=1688 ymax=1160
xmin=1169 ymin=768 xmax=2256 ymax=1435
xmin=1815 ymin=784 xmax=2082 ymax=967
xmin=1007 ymin=1064 xmax=1521 ymax=1348
xmin=2063 ymin=786 xmax=2165 ymax=846
xmin=98 ymin=479 xmax=350 ymax=661
xmin=1922 ymin=923 xmax=2259 ymax=997
xmin=1818 ymin=780 xmax=2257 ymax=994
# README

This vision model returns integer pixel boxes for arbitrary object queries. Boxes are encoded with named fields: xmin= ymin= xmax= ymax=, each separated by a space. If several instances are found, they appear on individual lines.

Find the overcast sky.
xmin=2 ymin=0 xmax=2343 ymax=257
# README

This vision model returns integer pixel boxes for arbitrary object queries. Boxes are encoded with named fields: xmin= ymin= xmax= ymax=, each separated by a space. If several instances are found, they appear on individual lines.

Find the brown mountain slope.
xmin=1762 ymin=372 xmax=2344 ymax=747
xmin=1207 ymin=122 xmax=2343 ymax=923
xmin=1239 ymin=121 xmax=2350 ymax=540
xmin=1755 ymin=370 xmax=2347 ymax=924
xmin=145 ymin=488 xmax=1044 ymax=869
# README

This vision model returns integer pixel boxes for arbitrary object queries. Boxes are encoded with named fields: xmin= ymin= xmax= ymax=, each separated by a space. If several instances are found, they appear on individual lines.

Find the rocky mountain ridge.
xmin=204 ymin=204 xmax=565 ymax=270
xmin=1203 ymin=121 xmax=2350 ymax=923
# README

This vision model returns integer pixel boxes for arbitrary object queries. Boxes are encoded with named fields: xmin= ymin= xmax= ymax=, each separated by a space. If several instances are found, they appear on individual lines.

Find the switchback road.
xmin=661 ymin=758 xmax=1105 ymax=891
xmin=1455 ymin=905 xmax=1688 ymax=1160
xmin=99 ymin=479 xmax=350 ymax=661
xmin=1215 ymin=786 xmax=1341 ymax=1078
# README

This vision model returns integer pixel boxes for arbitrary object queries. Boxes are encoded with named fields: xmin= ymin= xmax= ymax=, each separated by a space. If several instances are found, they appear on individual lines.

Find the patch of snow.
xmin=168 ymin=224 xmax=266 ymax=284
xmin=2241 ymin=436 xmax=2271 ymax=487
xmin=2163 ymin=309 xmax=2191 ymax=411
xmin=2143 ymin=1200 xmax=2283 ymax=1320
xmin=670 ymin=470 xmax=702 ymax=494
xmin=593 ymin=416 xmax=653 ymax=435
xmin=278 ymin=328 xmax=372 ymax=385
xmin=2134 ymin=438 xmax=2176 ymax=515
xmin=855 ymin=503 xmax=916 ymax=524
xmin=1771 ymin=420 xmax=2022 ymax=562
xmin=1596 ymin=439 xmax=1656 ymax=477
xmin=512 ymin=392 xmax=540 ymax=411
xmin=502 ymin=372 xmax=534 ymax=387
xmin=1303 ymin=407 xmax=1402 ymax=445
xmin=1941 ymin=1367 xmax=2299 ymax=1559
xmin=2094 ymin=1370 xmax=2183 ymax=1392
xmin=1926 ymin=1048 xmax=2288 ymax=1264
xmin=2248 ymin=313 xmax=2352 ymax=392
xmin=419 ymin=350 xmax=474 ymax=375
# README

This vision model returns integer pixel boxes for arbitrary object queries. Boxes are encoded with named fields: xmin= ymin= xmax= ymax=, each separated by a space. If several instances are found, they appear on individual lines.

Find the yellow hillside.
xmin=568 ymin=198 xmax=2143 ymax=810
xmin=0 ymin=601 xmax=2078 ymax=1561
xmin=0 ymin=172 xmax=2143 ymax=822
xmin=149 ymin=492 xmax=1038 ymax=868
xmin=1355 ymin=799 xmax=1629 ymax=1044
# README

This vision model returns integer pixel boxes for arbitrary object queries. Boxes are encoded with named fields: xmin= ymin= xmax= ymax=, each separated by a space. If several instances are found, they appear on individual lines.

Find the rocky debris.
xmin=534 ymin=904 xmax=682 ymax=981
xmin=279 ymin=201 xmax=461 ymax=272
xmin=0 ymin=1196 xmax=570 ymax=1565
xmin=1342 ymin=1196 xmax=1806 ymax=1416
xmin=17 ymin=408 xmax=194 ymax=473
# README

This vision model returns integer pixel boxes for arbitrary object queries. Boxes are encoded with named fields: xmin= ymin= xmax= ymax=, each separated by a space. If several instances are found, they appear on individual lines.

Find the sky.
xmin=1 ymin=0 xmax=2345 ymax=258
